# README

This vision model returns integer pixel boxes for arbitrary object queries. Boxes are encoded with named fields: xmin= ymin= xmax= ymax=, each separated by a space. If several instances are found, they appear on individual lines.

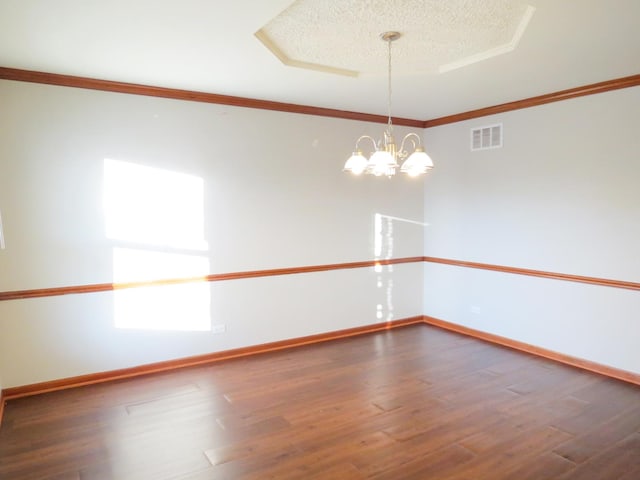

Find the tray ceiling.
xmin=0 ymin=0 xmax=638 ymax=120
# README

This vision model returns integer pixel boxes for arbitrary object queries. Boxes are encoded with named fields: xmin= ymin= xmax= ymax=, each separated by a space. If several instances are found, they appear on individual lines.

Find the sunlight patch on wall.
xmin=374 ymin=213 xmax=427 ymax=322
xmin=104 ymin=159 xmax=211 ymax=331
xmin=374 ymin=213 xmax=395 ymax=322
xmin=104 ymin=159 xmax=208 ymax=251
xmin=112 ymin=248 xmax=210 ymax=331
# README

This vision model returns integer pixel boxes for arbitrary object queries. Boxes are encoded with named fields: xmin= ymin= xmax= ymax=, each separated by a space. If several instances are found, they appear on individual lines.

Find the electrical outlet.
xmin=470 ymin=305 xmax=481 ymax=314
xmin=212 ymin=324 xmax=226 ymax=334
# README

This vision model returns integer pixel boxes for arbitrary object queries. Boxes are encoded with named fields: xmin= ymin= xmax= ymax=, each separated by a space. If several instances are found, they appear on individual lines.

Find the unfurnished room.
xmin=0 ymin=0 xmax=639 ymax=478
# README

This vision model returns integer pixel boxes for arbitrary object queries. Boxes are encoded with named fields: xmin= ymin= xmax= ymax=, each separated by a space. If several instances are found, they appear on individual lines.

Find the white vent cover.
xmin=471 ymin=123 xmax=503 ymax=151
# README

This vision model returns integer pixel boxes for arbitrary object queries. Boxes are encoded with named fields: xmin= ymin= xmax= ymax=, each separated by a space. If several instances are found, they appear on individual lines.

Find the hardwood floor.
xmin=1 ymin=324 xmax=639 ymax=479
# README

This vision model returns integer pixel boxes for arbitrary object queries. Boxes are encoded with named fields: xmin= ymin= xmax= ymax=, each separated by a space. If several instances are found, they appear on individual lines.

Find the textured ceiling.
xmin=257 ymin=0 xmax=534 ymax=75
xmin=0 ymin=0 xmax=638 ymax=120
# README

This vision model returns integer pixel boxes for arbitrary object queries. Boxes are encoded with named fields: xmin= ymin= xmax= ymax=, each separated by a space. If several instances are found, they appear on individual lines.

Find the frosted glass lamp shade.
xmin=368 ymin=150 xmax=397 ymax=176
xmin=343 ymin=151 xmax=368 ymax=175
xmin=400 ymin=148 xmax=434 ymax=176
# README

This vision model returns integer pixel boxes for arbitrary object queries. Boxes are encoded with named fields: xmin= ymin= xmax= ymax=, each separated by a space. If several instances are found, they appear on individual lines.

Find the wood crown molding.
xmin=422 ymin=74 xmax=640 ymax=127
xmin=0 ymin=66 xmax=423 ymax=128
xmin=1 ymin=67 xmax=638 ymax=129
xmin=1 ymin=316 xmax=424 ymax=400
xmin=423 ymin=256 xmax=640 ymax=291
xmin=423 ymin=316 xmax=640 ymax=386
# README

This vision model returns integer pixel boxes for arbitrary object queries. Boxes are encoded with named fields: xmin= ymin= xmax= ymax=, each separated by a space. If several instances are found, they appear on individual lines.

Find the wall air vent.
xmin=471 ymin=123 xmax=503 ymax=151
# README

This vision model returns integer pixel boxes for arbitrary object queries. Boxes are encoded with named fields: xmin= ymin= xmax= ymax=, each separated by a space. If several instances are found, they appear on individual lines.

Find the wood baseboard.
xmin=2 ymin=313 xmax=637 ymax=426
xmin=422 ymin=316 xmax=640 ymax=386
xmin=1 ymin=316 xmax=424 ymax=401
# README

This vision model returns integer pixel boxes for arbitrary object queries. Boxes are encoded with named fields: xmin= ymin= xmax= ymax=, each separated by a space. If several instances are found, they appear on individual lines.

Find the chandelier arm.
xmin=398 ymin=132 xmax=423 ymax=155
xmin=355 ymin=135 xmax=379 ymax=152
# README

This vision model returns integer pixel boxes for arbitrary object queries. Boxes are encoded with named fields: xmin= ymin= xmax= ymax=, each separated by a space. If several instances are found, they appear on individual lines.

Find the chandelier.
xmin=343 ymin=32 xmax=434 ymax=177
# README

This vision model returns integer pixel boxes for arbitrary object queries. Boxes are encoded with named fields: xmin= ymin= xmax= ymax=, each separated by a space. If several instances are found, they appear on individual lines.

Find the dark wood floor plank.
xmin=492 ymin=452 xmax=576 ymax=480
xmin=444 ymin=426 xmax=575 ymax=480
xmin=1 ymin=325 xmax=639 ymax=479
xmin=553 ymin=405 xmax=640 ymax=464
xmin=370 ymin=443 xmax=475 ymax=480
xmin=618 ymin=465 xmax=640 ymax=480
xmin=557 ymin=432 xmax=640 ymax=480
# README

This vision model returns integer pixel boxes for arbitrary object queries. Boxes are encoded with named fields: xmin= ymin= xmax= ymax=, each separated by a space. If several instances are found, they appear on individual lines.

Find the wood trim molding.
xmin=1 ymin=316 xmax=424 ymax=401
xmin=422 ymin=316 xmax=640 ymax=386
xmin=422 ymin=74 xmax=640 ymax=127
xmin=3 ymin=314 xmax=637 ymax=407
xmin=423 ymin=256 xmax=640 ymax=291
xmin=2 ymin=68 xmax=637 ymax=129
xmin=0 ymin=66 xmax=423 ymax=128
xmin=0 ymin=257 xmax=423 ymax=302
xmin=3 ymin=255 xmax=636 ymax=302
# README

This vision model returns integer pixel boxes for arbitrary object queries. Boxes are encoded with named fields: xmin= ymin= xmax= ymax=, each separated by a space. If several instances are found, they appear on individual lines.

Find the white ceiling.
xmin=0 ymin=0 xmax=638 ymax=121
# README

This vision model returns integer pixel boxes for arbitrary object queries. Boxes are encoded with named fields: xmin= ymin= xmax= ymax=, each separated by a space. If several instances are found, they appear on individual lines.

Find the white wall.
xmin=4 ymin=78 xmax=635 ymax=389
xmin=423 ymin=86 xmax=640 ymax=373
xmin=0 ymin=80 xmax=425 ymax=388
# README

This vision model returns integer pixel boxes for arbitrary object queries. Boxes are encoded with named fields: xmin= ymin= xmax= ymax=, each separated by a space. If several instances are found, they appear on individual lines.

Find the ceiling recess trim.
xmin=0 ymin=66 xmax=638 ymax=128
xmin=255 ymin=30 xmax=359 ymax=77
xmin=438 ymin=5 xmax=536 ymax=73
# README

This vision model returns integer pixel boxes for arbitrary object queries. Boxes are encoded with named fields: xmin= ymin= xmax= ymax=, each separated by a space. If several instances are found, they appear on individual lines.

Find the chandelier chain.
xmin=387 ymin=36 xmax=393 ymax=133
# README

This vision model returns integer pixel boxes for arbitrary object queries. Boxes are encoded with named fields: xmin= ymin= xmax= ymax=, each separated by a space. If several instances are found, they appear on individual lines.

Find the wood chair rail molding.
xmin=423 ymin=256 xmax=640 ymax=291
xmin=0 ymin=257 xmax=423 ymax=302
xmin=1 ymin=256 xmax=637 ymax=302
xmin=1 ymin=66 xmax=638 ymax=128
